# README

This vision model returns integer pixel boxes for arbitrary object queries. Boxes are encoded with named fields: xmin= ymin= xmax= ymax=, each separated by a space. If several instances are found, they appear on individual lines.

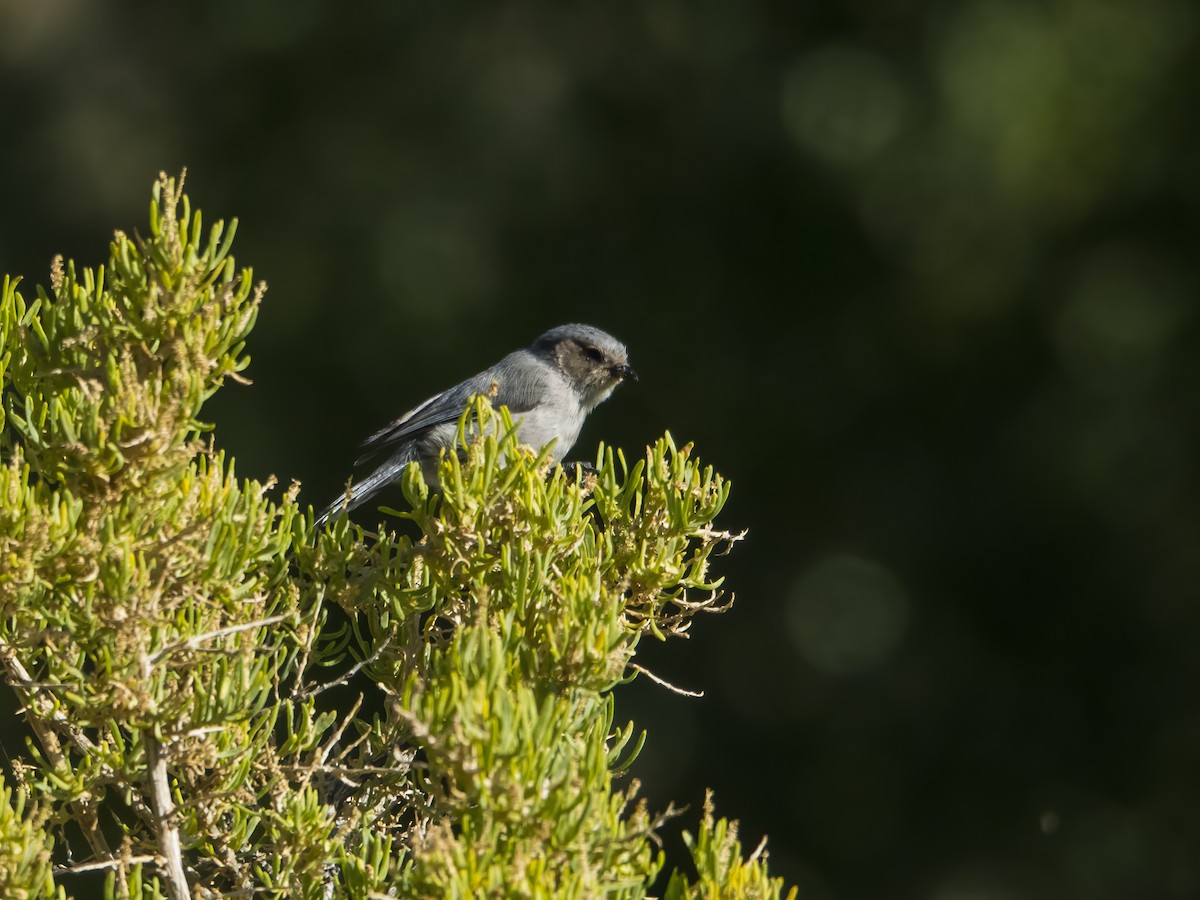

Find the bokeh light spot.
xmin=1041 ymin=809 xmax=1062 ymax=835
xmin=780 ymin=45 xmax=907 ymax=166
xmin=1054 ymin=246 xmax=1188 ymax=394
xmin=786 ymin=555 xmax=909 ymax=676
xmin=478 ymin=54 xmax=569 ymax=131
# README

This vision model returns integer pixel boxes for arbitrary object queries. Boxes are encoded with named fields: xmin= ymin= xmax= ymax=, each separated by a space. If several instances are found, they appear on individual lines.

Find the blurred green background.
xmin=3 ymin=1 xmax=1199 ymax=897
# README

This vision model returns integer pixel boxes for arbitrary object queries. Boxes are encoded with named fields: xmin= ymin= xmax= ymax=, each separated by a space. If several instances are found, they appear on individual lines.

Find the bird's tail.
xmin=314 ymin=448 xmax=419 ymax=526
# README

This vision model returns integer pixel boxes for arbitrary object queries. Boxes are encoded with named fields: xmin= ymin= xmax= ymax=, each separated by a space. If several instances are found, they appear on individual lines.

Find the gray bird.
xmin=316 ymin=324 xmax=636 ymax=523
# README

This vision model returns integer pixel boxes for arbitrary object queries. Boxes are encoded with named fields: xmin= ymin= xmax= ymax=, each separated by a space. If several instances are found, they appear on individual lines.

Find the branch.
xmin=0 ymin=643 xmax=155 ymax=827
xmin=140 ymin=652 xmax=189 ymax=900
xmin=148 ymin=613 xmax=291 ymax=664
xmin=300 ymin=631 xmax=395 ymax=700
xmin=0 ymin=643 xmax=114 ymax=860
xmin=144 ymin=732 xmax=189 ymax=900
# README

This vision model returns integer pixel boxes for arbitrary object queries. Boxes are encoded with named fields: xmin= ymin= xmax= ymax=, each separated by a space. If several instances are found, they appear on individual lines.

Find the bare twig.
xmin=2 ymin=649 xmax=156 ymax=827
xmin=313 ymin=694 xmax=364 ymax=769
xmin=601 ymin=789 xmax=686 ymax=850
xmin=747 ymin=834 xmax=769 ymax=863
xmin=148 ymin=614 xmax=290 ymax=664
xmin=629 ymin=663 xmax=704 ymax=698
xmin=288 ymin=583 xmax=329 ymax=699
xmin=55 ymin=854 xmax=157 ymax=875
xmin=301 ymin=632 xmax=394 ymax=699
xmin=1 ymin=646 xmax=100 ymax=757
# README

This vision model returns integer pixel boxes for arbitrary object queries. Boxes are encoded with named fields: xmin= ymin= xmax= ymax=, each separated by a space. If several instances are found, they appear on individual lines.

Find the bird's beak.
xmin=612 ymin=363 xmax=638 ymax=382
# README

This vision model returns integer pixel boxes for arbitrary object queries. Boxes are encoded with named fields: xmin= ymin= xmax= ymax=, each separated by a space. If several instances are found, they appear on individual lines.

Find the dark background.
xmin=3 ymin=2 xmax=1199 ymax=897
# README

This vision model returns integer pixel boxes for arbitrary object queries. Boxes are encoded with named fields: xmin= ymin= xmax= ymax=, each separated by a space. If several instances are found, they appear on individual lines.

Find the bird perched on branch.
xmin=316 ymin=323 xmax=636 ymax=524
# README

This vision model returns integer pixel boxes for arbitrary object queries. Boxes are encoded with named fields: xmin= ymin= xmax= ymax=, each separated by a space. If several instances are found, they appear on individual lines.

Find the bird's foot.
xmin=560 ymin=460 xmax=598 ymax=487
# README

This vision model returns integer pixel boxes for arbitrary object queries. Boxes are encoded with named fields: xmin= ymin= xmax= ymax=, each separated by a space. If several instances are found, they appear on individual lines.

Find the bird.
xmin=316 ymin=324 xmax=636 ymax=524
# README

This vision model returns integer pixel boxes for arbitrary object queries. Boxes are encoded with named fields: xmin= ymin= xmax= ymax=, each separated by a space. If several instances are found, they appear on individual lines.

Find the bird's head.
xmin=534 ymin=324 xmax=637 ymax=410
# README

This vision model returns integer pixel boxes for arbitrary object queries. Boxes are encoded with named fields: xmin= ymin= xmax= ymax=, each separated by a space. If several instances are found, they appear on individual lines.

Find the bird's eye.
xmin=583 ymin=345 xmax=604 ymax=363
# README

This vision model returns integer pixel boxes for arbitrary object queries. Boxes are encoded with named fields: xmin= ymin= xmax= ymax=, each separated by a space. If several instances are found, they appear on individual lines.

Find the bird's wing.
xmin=354 ymin=354 xmax=550 ymax=465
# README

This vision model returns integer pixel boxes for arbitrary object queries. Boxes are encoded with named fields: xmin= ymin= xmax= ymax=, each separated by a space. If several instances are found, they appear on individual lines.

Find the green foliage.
xmin=0 ymin=173 xmax=791 ymax=898
xmin=0 ymin=773 xmax=65 ymax=899
xmin=665 ymin=794 xmax=797 ymax=900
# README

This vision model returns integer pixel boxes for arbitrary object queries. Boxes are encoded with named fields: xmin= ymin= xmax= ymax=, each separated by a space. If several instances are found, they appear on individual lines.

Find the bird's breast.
xmin=511 ymin=401 xmax=586 ymax=461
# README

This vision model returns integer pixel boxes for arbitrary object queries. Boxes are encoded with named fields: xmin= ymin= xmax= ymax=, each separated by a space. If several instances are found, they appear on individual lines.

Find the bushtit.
xmin=316 ymin=324 xmax=635 ymax=523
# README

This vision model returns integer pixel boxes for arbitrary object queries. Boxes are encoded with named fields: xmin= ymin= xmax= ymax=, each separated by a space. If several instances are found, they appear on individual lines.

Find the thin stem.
xmin=139 ymin=649 xmax=189 ymax=900
xmin=148 ymin=613 xmax=290 ymax=664
xmin=144 ymin=732 xmax=189 ymax=900
xmin=629 ymin=662 xmax=704 ymax=697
